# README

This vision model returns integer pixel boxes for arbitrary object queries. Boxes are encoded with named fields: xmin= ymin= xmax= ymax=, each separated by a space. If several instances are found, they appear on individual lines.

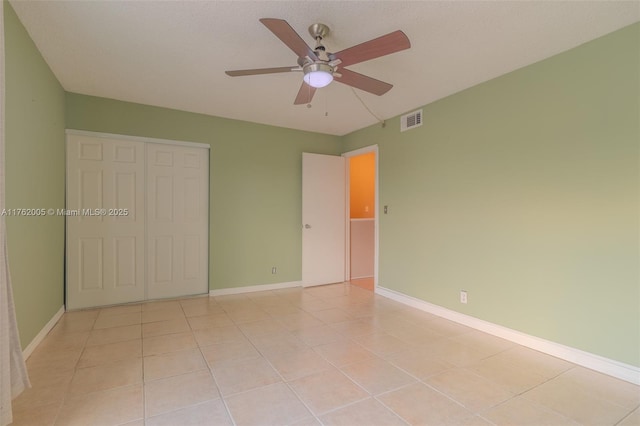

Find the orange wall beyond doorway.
xmin=349 ymin=152 xmax=375 ymax=218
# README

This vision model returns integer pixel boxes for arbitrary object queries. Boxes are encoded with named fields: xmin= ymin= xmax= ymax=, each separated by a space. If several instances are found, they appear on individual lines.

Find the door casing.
xmin=301 ymin=145 xmax=379 ymax=289
xmin=343 ymin=145 xmax=379 ymax=290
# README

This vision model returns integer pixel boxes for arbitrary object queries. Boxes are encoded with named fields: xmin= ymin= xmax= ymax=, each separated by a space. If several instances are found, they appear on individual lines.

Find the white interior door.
xmin=302 ymin=153 xmax=346 ymax=286
xmin=66 ymin=135 xmax=146 ymax=309
xmin=146 ymin=143 xmax=209 ymax=299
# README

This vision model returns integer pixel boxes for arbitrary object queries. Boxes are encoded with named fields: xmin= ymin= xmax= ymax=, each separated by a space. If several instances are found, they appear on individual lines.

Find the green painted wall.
xmin=65 ymin=93 xmax=342 ymax=290
xmin=343 ymin=23 xmax=640 ymax=367
xmin=4 ymin=1 xmax=66 ymax=348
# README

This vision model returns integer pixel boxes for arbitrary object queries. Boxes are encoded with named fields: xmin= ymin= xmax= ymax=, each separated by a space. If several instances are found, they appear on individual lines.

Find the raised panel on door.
xmin=66 ymin=135 xmax=146 ymax=309
xmin=146 ymin=144 xmax=208 ymax=300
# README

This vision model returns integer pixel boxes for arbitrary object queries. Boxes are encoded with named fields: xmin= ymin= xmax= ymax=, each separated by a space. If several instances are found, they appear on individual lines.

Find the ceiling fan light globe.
xmin=304 ymin=70 xmax=333 ymax=88
xmin=302 ymin=63 xmax=334 ymax=88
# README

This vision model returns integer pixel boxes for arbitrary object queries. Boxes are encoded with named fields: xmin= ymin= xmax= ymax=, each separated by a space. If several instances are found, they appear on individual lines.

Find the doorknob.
xmin=304 ymin=224 xmax=312 ymax=229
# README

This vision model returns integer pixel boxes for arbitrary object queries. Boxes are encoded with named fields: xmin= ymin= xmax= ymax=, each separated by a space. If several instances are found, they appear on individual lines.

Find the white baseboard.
xmin=22 ymin=305 xmax=65 ymax=359
xmin=376 ymin=286 xmax=640 ymax=385
xmin=209 ymin=281 xmax=302 ymax=297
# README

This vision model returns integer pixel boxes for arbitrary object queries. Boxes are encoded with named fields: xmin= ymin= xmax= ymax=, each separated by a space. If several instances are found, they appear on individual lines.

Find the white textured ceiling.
xmin=9 ymin=1 xmax=640 ymax=136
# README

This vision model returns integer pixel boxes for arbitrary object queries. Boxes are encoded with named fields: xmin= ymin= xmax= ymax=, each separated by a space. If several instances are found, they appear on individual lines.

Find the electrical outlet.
xmin=460 ymin=290 xmax=468 ymax=304
xmin=271 ymin=267 xmax=277 ymax=274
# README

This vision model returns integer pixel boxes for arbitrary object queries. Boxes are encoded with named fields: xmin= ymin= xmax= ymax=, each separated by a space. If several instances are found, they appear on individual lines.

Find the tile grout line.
xmin=188 ymin=299 xmax=238 ymax=426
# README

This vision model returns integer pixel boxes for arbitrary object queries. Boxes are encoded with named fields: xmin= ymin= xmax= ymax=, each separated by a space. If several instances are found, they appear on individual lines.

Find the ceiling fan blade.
xmin=260 ymin=18 xmax=318 ymax=61
xmin=331 ymin=30 xmax=410 ymax=67
xmin=294 ymin=82 xmax=316 ymax=105
xmin=225 ymin=66 xmax=298 ymax=77
xmin=334 ymin=68 xmax=393 ymax=96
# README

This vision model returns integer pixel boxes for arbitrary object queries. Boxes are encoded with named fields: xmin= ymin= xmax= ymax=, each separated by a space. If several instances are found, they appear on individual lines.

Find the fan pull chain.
xmin=350 ymin=88 xmax=385 ymax=127
xmin=325 ymin=90 xmax=329 ymax=117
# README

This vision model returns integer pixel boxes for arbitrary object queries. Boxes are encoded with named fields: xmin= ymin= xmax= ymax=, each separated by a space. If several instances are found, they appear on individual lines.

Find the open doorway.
xmin=344 ymin=146 xmax=378 ymax=292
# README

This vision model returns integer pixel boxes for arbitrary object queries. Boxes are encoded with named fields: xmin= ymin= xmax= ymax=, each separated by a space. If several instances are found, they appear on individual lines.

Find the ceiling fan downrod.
xmin=308 ymin=23 xmax=330 ymax=54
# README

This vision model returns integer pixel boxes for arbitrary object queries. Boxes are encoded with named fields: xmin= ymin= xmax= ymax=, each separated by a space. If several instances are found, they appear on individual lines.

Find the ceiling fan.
xmin=225 ymin=18 xmax=411 ymax=105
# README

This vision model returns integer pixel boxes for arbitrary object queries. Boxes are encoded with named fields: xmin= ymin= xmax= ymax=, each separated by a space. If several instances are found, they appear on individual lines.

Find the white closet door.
xmin=66 ymin=135 xmax=146 ymax=310
xmin=146 ymin=144 xmax=209 ymax=300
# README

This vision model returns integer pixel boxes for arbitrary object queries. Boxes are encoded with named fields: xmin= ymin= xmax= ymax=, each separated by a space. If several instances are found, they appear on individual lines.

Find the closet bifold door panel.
xmin=66 ymin=135 xmax=146 ymax=310
xmin=66 ymin=131 xmax=209 ymax=310
xmin=146 ymin=143 xmax=209 ymax=300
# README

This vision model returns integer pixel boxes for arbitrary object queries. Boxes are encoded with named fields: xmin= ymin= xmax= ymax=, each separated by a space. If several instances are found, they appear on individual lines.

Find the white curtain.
xmin=0 ymin=3 xmax=31 ymax=425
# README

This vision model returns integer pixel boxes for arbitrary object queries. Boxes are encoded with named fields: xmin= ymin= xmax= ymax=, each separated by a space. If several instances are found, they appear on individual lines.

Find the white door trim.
xmin=342 ymin=145 xmax=379 ymax=290
xmin=66 ymin=129 xmax=211 ymax=150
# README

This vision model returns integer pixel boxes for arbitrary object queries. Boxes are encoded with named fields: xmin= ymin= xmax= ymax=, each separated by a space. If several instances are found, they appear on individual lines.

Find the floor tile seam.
xmin=141 ymin=367 xmax=149 ymax=420
xmin=14 ymin=381 xmax=69 ymax=424
xmin=370 ymin=384 xmax=420 ymax=425
xmin=528 ymin=385 xmax=640 ymax=425
xmin=177 ymin=299 xmax=190 ymax=320
xmin=49 ymin=396 xmax=67 ymax=426
xmin=206 ymin=351 xmax=281 ymax=399
xmin=380 ymin=352 xmax=456 ymax=384
xmin=511 ymin=363 xmax=578 ymax=397
xmin=285 ymin=377 xmax=370 ymax=419
xmin=314 ymin=395 xmax=409 ymax=425
xmin=49 ymin=339 xmax=91 ymax=370
xmin=25 ymin=399 xmax=65 ymax=426
xmin=143 ymin=338 xmax=205 ymax=363
xmin=41 ymin=327 xmax=91 ymax=344
xmin=212 ymin=368 xmax=281 ymax=399
xmin=467 ymin=355 xmax=574 ymax=398
xmin=144 ymin=395 xmax=226 ymax=423
xmin=88 ymin=320 xmax=144 ymax=331
xmin=140 ymin=314 xmax=188 ymax=325
xmin=92 ymin=323 xmax=142 ymax=332
xmin=460 ymin=341 xmax=517 ymax=365
xmin=551 ymin=367 xmax=640 ymax=410
xmin=615 ymin=406 xmax=640 ymax=426
xmin=473 ymin=412 xmax=500 ymax=426
xmin=67 ymin=364 xmax=145 ymax=397
xmin=320 ymin=364 xmax=374 ymax=399
xmin=449 ymin=365 xmax=522 ymax=394
xmin=142 ymin=366 xmax=222 ymax=416
xmin=95 ymin=309 xmax=143 ymax=319
xmin=200 ymin=349 xmax=263 ymax=371
xmin=222 ymin=380 xmax=316 ymax=425
xmin=142 ymin=362 xmax=209 ymax=384
xmin=490 ymin=394 xmax=582 ymax=425
xmin=362 ymin=395 xmax=413 ymax=426
xmin=141 ymin=329 xmax=196 ymax=347
xmin=351 ymin=341 xmax=414 ymax=360
xmin=216 ymin=384 xmax=241 ymax=426
xmin=85 ymin=333 xmax=143 ymax=348
xmin=232 ymin=316 xmax=304 ymax=358
xmin=254 ymin=344 xmax=317 ymax=385
xmin=517 ymin=381 xmax=620 ymax=424
xmin=309 ymin=339 xmax=374 ymax=370
xmin=339 ymin=364 xmax=420 ymax=398
xmin=61 ymin=382 xmax=143 ymax=404
xmin=422 ymin=370 xmax=521 ymax=415
xmin=387 ymin=379 xmax=474 ymax=414
xmin=76 ymin=353 xmax=144 ymax=370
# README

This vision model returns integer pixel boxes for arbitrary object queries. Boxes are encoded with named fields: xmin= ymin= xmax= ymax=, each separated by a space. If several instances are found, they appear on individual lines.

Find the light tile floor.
xmin=10 ymin=283 xmax=640 ymax=426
